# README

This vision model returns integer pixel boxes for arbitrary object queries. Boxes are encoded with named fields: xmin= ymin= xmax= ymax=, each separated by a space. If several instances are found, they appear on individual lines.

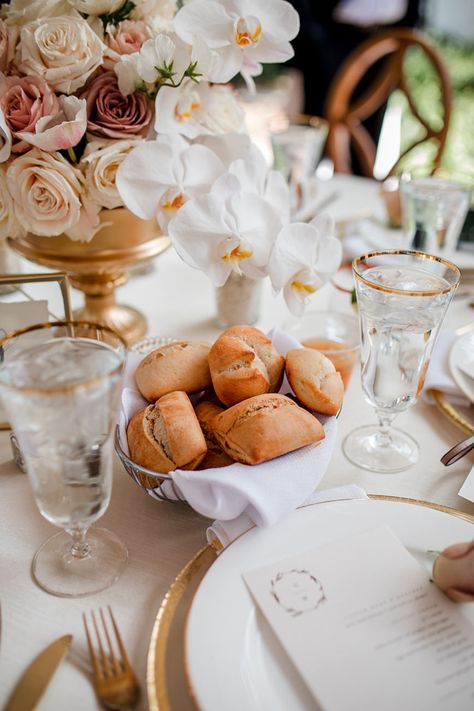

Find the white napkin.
xmin=206 ymin=484 xmax=368 ymax=552
xmin=423 ymin=330 xmax=471 ymax=406
xmin=118 ymin=330 xmax=338 ymax=527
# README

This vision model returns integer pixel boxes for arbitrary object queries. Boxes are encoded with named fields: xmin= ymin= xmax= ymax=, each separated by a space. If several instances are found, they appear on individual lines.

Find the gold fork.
xmin=83 ymin=607 xmax=140 ymax=710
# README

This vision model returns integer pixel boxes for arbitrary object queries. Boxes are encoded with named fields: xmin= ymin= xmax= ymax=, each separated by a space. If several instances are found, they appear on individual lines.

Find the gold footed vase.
xmin=8 ymin=208 xmax=170 ymax=345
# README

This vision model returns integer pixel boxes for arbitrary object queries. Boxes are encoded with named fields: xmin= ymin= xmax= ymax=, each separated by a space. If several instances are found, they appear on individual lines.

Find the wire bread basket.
xmin=114 ymin=335 xmax=189 ymax=503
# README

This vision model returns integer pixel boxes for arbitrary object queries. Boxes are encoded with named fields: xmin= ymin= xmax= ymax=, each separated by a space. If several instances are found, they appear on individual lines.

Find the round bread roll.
xmin=212 ymin=393 xmax=325 ymax=465
xmin=127 ymin=391 xmax=207 ymax=473
xmin=135 ymin=341 xmax=211 ymax=402
xmin=285 ymin=348 xmax=343 ymax=416
xmin=209 ymin=325 xmax=284 ymax=407
xmin=195 ymin=400 xmax=234 ymax=469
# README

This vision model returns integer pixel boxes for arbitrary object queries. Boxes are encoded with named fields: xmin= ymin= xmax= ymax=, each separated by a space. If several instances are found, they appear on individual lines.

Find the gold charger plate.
xmin=146 ymin=495 xmax=474 ymax=711
xmin=430 ymin=388 xmax=474 ymax=435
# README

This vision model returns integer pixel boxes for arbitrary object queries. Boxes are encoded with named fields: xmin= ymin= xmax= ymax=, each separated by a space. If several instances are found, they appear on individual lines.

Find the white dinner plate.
xmin=185 ymin=498 xmax=474 ymax=711
xmin=449 ymin=328 xmax=474 ymax=404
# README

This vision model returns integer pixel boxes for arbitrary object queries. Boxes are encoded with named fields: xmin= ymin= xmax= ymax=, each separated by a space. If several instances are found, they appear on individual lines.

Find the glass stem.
xmin=67 ymin=527 xmax=91 ymax=559
xmin=375 ymin=410 xmax=396 ymax=447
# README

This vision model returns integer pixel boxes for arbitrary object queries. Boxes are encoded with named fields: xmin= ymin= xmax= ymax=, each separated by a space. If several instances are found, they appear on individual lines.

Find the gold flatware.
xmin=83 ymin=607 xmax=140 ymax=710
xmin=4 ymin=635 xmax=72 ymax=711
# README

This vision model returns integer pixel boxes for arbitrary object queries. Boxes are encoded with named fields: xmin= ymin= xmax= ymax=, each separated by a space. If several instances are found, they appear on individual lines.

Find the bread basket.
xmin=114 ymin=335 xmax=188 ymax=502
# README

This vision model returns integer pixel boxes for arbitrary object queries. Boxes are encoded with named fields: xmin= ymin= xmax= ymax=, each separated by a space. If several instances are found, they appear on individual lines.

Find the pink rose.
xmin=104 ymin=20 xmax=152 ymax=67
xmin=0 ymin=20 xmax=19 ymax=73
xmin=0 ymin=75 xmax=59 ymax=154
xmin=17 ymin=96 xmax=87 ymax=152
xmin=80 ymin=71 xmax=152 ymax=139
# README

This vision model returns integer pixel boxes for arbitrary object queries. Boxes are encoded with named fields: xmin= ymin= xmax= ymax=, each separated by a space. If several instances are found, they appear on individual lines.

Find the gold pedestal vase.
xmin=8 ymin=208 xmax=170 ymax=345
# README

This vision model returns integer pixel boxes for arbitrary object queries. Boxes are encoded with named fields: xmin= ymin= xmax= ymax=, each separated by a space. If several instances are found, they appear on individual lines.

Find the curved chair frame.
xmin=324 ymin=28 xmax=452 ymax=178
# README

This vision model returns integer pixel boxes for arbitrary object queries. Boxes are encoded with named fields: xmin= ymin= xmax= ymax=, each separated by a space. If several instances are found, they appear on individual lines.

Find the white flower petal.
xmin=174 ymin=1 xmax=231 ymax=48
xmin=180 ymin=144 xmax=224 ymax=190
xmin=283 ymin=280 xmax=306 ymax=317
xmin=0 ymin=108 xmax=12 ymax=163
xmin=116 ymin=140 xmax=179 ymax=219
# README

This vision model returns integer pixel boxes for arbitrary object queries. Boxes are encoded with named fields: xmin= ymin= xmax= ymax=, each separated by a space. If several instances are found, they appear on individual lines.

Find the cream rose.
xmin=4 ymin=0 xmax=71 ymax=25
xmin=0 ymin=165 xmax=25 ymax=239
xmin=197 ymin=85 xmax=246 ymax=134
xmin=6 ymin=148 xmax=100 ymax=240
xmin=68 ymin=0 xmax=125 ymax=14
xmin=81 ymin=137 xmax=143 ymax=209
xmin=16 ymin=14 xmax=106 ymax=94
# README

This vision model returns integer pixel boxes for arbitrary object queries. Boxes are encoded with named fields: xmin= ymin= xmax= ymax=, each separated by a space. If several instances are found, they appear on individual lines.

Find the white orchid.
xmin=116 ymin=133 xmax=225 ymax=229
xmin=269 ymin=215 xmax=342 ymax=316
xmin=168 ymin=174 xmax=281 ymax=286
xmin=155 ymin=79 xmax=244 ymax=138
xmin=174 ymin=0 xmax=299 ymax=84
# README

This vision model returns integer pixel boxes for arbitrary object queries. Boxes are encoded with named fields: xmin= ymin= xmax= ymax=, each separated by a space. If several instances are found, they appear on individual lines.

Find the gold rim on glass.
xmin=147 ymin=495 xmax=474 ymax=711
xmin=0 ymin=320 xmax=126 ymax=396
xmin=352 ymin=250 xmax=461 ymax=296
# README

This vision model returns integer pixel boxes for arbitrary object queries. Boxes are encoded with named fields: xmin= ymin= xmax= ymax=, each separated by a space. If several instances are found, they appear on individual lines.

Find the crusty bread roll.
xmin=209 ymin=325 xmax=284 ymax=407
xmin=195 ymin=400 xmax=234 ymax=469
xmin=285 ymin=348 xmax=343 ymax=416
xmin=212 ymin=393 xmax=325 ymax=465
xmin=135 ymin=341 xmax=211 ymax=402
xmin=127 ymin=391 xmax=207 ymax=473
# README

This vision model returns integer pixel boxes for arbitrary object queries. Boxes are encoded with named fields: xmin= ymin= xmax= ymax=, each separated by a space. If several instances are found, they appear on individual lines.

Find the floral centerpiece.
xmin=0 ymin=0 xmax=342 ymax=319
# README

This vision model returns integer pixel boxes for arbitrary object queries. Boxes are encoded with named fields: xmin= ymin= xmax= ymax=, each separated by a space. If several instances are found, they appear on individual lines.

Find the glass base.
xmin=32 ymin=528 xmax=128 ymax=598
xmin=342 ymin=424 xmax=419 ymax=473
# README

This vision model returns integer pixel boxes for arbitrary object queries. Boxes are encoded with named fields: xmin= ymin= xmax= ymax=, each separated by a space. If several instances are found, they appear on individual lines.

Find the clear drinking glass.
xmin=343 ymin=251 xmax=460 ymax=473
xmin=0 ymin=321 xmax=127 ymax=597
xmin=400 ymin=175 xmax=471 ymax=256
xmin=271 ymin=116 xmax=328 ymax=185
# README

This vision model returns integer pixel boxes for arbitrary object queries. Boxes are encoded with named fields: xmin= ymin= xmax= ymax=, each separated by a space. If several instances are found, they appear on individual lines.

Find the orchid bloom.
xmin=269 ymin=215 xmax=342 ymax=316
xmin=0 ymin=108 xmax=12 ymax=163
xmin=174 ymin=0 xmax=299 ymax=84
xmin=116 ymin=133 xmax=225 ymax=230
xmin=168 ymin=173 xmax=281 ymax=286
xmin=16 ymin=96 xmax=87 ymax=153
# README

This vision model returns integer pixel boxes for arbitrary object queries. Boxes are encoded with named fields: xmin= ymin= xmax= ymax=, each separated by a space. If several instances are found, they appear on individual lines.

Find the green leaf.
xmin=100 ymin=0 xmax=136 ymax=29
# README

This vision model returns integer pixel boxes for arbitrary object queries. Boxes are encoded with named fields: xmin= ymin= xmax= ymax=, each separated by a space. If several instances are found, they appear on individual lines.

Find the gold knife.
xmin=4 ymin=635 xmax=73 ymax=711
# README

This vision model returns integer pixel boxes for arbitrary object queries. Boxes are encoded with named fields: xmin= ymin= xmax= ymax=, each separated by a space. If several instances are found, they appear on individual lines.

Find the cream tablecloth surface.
xmin=1 ymin=175 xmax=473 ymax=710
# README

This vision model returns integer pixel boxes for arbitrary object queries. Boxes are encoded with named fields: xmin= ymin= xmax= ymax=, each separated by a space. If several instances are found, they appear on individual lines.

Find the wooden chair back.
xmin=324 ymin=28 xmax=452 ymax=179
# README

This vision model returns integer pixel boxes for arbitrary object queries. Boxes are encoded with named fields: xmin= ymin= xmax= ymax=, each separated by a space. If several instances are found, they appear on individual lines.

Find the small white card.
xmin=244 ymin=527 xmax=474 ymax=711
xmin=459 ymin=465 xmax=474 ymax=503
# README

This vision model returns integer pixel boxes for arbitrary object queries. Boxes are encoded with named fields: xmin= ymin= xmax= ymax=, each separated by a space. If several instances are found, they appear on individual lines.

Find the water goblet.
xmin=400 ymin=174 xmax=471 ymax=256
xmin=342 ymin=251 xmax=460 ymax=473
xmin=0 ymin=321 xmax=127 ymax=597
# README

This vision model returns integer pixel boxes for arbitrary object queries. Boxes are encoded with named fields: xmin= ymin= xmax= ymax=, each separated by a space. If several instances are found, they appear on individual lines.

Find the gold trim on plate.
xmin=430 ymin=388 xmax=474 ymax=435
xmin=147 ymin=495 xmax=474 ymax=711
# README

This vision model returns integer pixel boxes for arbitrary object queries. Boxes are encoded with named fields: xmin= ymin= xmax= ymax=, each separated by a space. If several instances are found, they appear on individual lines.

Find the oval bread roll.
xmin=135 ymin=341 xmax=211 ymax=402
xmin=212 ymin=393 xmax=325 ymax=465
xmin=127 ymin=391 xmax=207 ymax=473
xmin=209 ymin=325 xmax=284 ymax=407
xmin=285 ymin=348 xmax=343 ymax=416
xmin=195 ymin=400 xmax=234 ymax=469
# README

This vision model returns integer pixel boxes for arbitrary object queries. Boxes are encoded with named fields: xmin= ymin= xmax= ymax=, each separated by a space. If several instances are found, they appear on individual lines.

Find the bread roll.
xmin=127 ymin=391 xmax=207 ymax=473
xmin=195 ymin=400 xmax=234 ymax=469
xmin=209 ymin=325 xmax=284 ymax=407
xmin=212 ymin=393 xmax=325 ymax=465
xmin=285 ymin=348 xmax=343 ymax=416
xmin=135 ymin=341 xmax=211 ymax=401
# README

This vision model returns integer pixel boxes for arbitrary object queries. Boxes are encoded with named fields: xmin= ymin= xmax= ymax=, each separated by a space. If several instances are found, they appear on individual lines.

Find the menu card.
xmin=459 ymin=465 xmax=474 ymax=503
xmin=244 ymin=527 xmax=474 ymax=710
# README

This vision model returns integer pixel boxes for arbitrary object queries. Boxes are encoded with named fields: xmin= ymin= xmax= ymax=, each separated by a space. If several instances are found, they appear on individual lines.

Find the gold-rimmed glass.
xmin=0 ymin=321 xmax=127 ymax=597
xmin=343 ymin=251 xmax=460 ymax=473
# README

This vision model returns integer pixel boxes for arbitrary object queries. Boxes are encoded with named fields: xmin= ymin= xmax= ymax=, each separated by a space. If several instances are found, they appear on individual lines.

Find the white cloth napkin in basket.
xmin=118 ymin=330 xmax=339 ymax=527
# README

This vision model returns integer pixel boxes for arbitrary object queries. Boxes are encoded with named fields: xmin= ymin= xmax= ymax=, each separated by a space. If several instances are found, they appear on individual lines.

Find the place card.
xmin=244 ymin=526 xmax=474 ymax=710
xmin=459 ymin=464 xmax=474 ymax=503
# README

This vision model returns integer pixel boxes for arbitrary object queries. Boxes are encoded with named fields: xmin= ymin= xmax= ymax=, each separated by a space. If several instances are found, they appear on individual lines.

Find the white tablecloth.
xmin=1 ymin=175 xmax=473 ymax=710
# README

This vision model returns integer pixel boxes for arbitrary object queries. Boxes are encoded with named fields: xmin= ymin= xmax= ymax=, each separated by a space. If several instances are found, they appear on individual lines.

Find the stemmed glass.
xmin=343 ymin=251 xmax=460 ymax=473
xmin=0 ymin=321 xmax=127 ymax=597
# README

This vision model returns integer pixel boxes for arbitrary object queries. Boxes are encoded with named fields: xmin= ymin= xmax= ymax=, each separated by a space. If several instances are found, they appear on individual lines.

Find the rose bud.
xmin=432 ymin=540 xmax=474 ymax=602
